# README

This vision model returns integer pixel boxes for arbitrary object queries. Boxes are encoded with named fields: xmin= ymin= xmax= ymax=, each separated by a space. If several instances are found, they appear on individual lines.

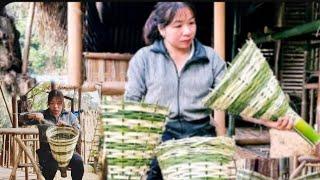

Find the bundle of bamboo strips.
xmin=155 ymin=136 xmax=236 ymax=180
xmin=203 ymin=39 xmax=320 ymax=146
xmin=100 ymin=100 xmax=168 ymax=180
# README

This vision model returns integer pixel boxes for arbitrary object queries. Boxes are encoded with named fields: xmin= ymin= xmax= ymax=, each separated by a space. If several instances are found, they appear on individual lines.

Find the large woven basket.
xmin=155 ymin=136 xmax=236 ymax=180
xmin=101 ymin=100 xmax=168 ymax=180
xmin=203 ymin=39 xmax=320 ymax=145
xmin=46 ymin=126 xmax=79 ymax=177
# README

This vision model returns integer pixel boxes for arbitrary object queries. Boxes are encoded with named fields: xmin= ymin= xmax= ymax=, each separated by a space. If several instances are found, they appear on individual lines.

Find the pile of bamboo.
xmin=101 ymin=100 xmax=168 ymax=180
xmin=155 ymin=136 xmax=236 ymax=179
xmin=203 ymin=39 xmax=320 ymax=146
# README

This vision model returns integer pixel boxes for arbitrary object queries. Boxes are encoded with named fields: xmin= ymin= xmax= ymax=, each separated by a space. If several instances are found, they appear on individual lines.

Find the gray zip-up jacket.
xmin=125 ymin=39 xmax=226 ymax=121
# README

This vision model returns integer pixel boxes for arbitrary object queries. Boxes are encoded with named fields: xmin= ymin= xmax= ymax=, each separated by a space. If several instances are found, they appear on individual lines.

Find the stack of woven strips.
xmin=101 ymin=100 xmax=168 ymax=180
xmin=156 ymin=136 xmax=236 ymax=179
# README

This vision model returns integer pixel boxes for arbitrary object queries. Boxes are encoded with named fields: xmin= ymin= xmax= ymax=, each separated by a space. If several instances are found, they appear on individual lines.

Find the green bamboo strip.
xmin=104 ymin=125 xmax=163 ymax=134
xmin=294 ymin=118 xmax=320 ymax=145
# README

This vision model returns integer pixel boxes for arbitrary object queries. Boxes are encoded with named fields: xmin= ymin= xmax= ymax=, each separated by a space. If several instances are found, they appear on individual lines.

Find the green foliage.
xmin=0 ymin=85 xmax=12 ymax=128
xmin=6 ymin=2 xmax=67 ymax=75
xmin=28 ymin=82 xmax=51 ymax=111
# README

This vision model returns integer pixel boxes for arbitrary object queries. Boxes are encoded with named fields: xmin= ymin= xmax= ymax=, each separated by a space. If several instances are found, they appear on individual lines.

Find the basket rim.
xmin=46 ymin=126 xmax=79 ymax=143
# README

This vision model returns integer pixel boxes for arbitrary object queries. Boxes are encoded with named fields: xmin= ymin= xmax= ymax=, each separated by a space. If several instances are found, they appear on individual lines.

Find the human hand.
xmin=56 ymin=120 xmax=68 ymax=127
xmin=263 ymin=116 xmax=294 ymax=130
xmin=27 ymin=113 xmax=44 ymax=122
xmin=275 ymin=116 xmax=294 ymax=130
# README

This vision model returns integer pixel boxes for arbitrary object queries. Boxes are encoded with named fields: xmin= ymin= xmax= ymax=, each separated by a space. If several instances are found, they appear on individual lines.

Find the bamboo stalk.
xmin=0 ymin=84 xmax=12 ymax=124
xmin=22 ymin=2 xmax=35 ymax=75
xmin=255 ymin=20 xmax=320 ymax=44
xmin=68 ymin=2 xmax=83 ymax=87
xmin=0 ymin=128 xmax=38 ymax=135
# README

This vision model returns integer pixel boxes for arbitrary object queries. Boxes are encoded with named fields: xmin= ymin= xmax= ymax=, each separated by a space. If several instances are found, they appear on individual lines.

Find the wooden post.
xmin=274 ymin=2 xmax=285 ymax=79
xmin=11 ymin=96 xmax=18 ymax=166
xmin=213 ymin=2 xmax=226 ymax=136
xmin=68 ymin=2 xmax=83 ymax=87
xmin=213 ymin=2 xmax=225 ymax=59
xmin=21 ymin=2 xmax=35 ymax=75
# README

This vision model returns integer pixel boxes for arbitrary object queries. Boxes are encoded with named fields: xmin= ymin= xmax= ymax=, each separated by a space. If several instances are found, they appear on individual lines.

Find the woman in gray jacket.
xmin=125 ymin=2 xmax=292 ymax=179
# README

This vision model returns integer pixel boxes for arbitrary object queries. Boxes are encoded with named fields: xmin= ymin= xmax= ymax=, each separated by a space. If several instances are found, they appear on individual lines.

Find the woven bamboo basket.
xmin=155 ymin=136 xmax=236 ymax=180
xmin=46 ymin=126 xmax=79 ymax=177
xmin=236 ymin=169 xmax=272 ymax=180
xmin=101 ymin=100 xmax=169 ymax=180
xmin=203 ymin=39 xmax=320 ymax=146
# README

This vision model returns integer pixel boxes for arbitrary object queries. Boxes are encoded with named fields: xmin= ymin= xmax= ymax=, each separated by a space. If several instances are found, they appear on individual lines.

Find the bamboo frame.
xmin=68 ymin=2 xmax=83 ymax=87
xmin=9 ymin=137 xmax=44 ymax=180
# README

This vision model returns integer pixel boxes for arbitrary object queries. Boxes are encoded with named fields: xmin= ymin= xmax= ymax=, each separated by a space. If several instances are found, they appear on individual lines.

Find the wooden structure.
xmin=0 ymin=128 xmax=40 ymax=179
xmin=82 ymin=52 xmax=131 ymax=95
xmin=0 ymin=1 xmax=320 ymax=179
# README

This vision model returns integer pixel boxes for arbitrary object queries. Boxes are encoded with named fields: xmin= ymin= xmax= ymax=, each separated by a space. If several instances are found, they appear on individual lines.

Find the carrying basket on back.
xmin=155 ymin=136 xmax=236 ymax=180
xmin=46 ymin=126 xmax=79 ymax=177
xmin=101 ymin=100 xmax=168 ymax=180
xmin=203 ymin=39 xmax=320 ymax=146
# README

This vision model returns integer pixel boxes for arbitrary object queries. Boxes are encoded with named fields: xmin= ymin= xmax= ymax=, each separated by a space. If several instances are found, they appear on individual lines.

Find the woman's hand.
xmin=241 ymin=115 xmax=294 ymax=130
xmin=262 ymin=116 xmax=294 ymax=130
xmin=56 ymin=120 xmax=68 ymax=127
xmin=275 ymin=116 xmax=294 ymax=130
xmin=27 ymin=113 xmax=44 ymax=122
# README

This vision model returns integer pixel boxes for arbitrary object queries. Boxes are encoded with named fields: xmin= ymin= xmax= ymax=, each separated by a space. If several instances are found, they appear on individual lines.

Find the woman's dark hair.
xmin=48 ymin=89 xmax=64 ymax=104
xmin=143 ymin=2 xmax=196 ymax=45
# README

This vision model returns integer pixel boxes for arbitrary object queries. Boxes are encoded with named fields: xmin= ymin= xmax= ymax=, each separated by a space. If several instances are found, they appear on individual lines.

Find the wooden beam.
xmin=68 ymin=2 xmax=83 ymax=87
xmin=83 ymin=52 xmax=132 ymax=61
xmin=0 ymin=128 xmax=38 ymax=135
xmin=57 ymin=81 xmax=126 ymax=95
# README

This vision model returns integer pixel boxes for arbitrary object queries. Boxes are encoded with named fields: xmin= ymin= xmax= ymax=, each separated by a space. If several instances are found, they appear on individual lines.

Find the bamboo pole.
xmin=228 ymin=4 xmax=237 ymax=137
xmin=11 ymin=96 xmax=18 ymax=167
xmin=255 ymin=20 xmax=320 ymax=44
xmin=213 ymin=2 xmax=225 ymax=59
xmin=68 ymin=2 xmax=83 ymax=87
xmin=0 ymin=128 xmax=38 ymax=135
xmin=57 ymin=81 xmax=126 ymax=95
xmin=83 ymin=52 xmax=132 ymax=61
xmin=21 ymin=2 xmax=35 ymax=75
xmin=12 ymin=137 xmax=44 ymax=180
xmin=214 ymin=2 xmax=226 ymax=136
xmin=274 ymin=2 xmax=285 ymax=79
xmin=0 ymin=84 xmax=12 ymax=124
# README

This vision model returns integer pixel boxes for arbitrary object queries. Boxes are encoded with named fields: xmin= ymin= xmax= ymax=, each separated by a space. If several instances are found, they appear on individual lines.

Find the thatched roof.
xmin=34 ymin=2 xmax=67 ymax=49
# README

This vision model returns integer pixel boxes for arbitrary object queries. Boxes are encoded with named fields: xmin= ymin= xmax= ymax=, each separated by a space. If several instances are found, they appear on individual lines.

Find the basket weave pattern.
xmin=101 ymin=101 xmax=168 ymax=180
xmin=156 ymin=136 xmax=236 ymax=180
xmin=46 ymin=126 xmax=79 ymax=167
